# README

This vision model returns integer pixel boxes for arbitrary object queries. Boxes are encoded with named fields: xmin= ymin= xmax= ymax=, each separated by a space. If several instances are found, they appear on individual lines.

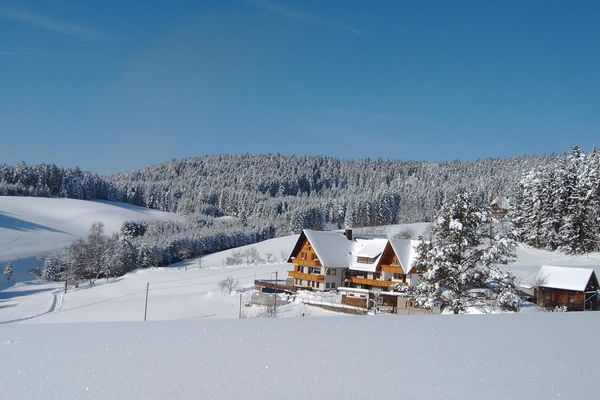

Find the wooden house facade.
xmin=286 ymin=229 xmax=423 ymax=312
xmin=533 ymin=266 xmax=599 ymax=311
xmin=287 ymin=230 xmax=347 ymax=291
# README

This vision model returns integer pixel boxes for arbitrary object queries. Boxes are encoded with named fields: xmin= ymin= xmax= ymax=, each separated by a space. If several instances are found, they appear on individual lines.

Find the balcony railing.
xmin=288 ymin=271 xmax=325 ymax=282
xmin=348 ymin=276 xmax=394 ymax=288
xmin=290 ymin=257 xmax=321 ymax=267
xmin=380 ymin=264 xmax=405 ymax=274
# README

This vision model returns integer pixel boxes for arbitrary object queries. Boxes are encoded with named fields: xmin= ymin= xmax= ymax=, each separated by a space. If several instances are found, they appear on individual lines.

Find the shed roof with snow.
xmin=535 ymin=266 xmax=598 ymax=292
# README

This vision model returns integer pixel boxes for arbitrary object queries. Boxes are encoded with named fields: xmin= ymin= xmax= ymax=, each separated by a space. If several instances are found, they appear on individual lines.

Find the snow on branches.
xmin=511 ymin=145 xmax=600 ymax=254
xmin=410 ymin=189 xmax=520 ymax=314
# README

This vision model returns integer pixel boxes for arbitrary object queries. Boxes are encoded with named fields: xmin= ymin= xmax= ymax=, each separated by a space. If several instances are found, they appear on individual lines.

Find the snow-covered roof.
xmin=290 ymin=230 xmax=422 ymax=274
xmin=388 ymin=239 xmax=420 ymax=274
xmin=490 ymin=196 xmax=510 ymax=210
xmin=349 ymin=238 xmax=388 ymax=273
xmin=303 ymin=229 xmax=353 ymax=268
xmin=535 ymin=266 xmax=596 ymax=292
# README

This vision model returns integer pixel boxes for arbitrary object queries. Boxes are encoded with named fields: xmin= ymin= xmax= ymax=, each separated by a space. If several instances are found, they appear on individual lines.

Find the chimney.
xmin=344 ymin=228 xmax=353 ymax=241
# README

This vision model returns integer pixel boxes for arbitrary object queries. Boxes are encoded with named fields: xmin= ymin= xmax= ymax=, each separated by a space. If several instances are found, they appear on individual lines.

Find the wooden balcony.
xmin=290 ymin=257 xmax=321 ymax=267
xmin=348 ymin=276 xmax=394 ymax=288
xmin=288 ymin=271 xmax=324 ymax=282
xmin=381 ymin=264 xmax=405 ymax=274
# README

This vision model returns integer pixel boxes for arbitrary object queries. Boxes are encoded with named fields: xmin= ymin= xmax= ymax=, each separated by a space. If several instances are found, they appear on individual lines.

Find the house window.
xmin=332 ymin=269 xmax=336 ymax=275
xmin=301 ymin=252 xmax=307 ymax=260
xmin=312 ymin=253 xmax=318 ymax=261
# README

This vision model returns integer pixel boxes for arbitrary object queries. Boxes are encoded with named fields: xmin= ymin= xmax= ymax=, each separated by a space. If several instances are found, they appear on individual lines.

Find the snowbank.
xmin=1 ymin=312 xmax=599 ymax=399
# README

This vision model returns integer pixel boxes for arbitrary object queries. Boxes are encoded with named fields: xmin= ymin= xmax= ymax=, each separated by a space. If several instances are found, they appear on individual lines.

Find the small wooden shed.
xmin=534 ymin=266 xmax=599 ymax=311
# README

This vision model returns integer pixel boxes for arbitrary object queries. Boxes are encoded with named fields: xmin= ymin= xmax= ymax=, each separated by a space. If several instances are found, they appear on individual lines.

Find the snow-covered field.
xmin=1 ymin=312 xmax=599 ymax=400
xmin=1 ymin=218 xmax=600 ymax=399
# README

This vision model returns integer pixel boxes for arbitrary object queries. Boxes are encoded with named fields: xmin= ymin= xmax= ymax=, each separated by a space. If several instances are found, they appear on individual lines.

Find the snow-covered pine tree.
xmin=587 ymin=147 xmax=600 ymax=249
xmin=41 ymin=257 xmax=58 ymax=281
xmin=3 ymin=262 xmax=13 ymax=280
xmin=411 ymin=189 xmax=519 ymax=314
xmin=557 ymin=145 xmax=595 ymax=253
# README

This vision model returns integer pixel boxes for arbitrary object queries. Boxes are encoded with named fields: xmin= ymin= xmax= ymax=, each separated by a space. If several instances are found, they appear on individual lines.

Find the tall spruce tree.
xmin=411 ymin=189 xmax=520 ymax=314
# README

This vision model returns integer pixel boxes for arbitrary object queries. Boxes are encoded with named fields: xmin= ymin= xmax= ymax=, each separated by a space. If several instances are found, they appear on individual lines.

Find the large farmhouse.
xmin=287 ymin=229 xmax=424 ymax=312
xmin=533 ymin=266 xmax=599 ymax=311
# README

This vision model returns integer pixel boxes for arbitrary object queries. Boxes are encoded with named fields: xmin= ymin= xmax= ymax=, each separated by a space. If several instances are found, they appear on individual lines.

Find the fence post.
xmin=144 ymin=282 xmax=149 ymax=321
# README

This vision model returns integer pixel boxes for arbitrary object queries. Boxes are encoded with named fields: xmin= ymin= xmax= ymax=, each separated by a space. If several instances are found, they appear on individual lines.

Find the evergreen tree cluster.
xmin=43 ymin=217 xmax=276 ymax=283
xmin=0 ymin=162 xmax=118 ymax=199
xmin=511 ymin=145 xmax=600 ymax=254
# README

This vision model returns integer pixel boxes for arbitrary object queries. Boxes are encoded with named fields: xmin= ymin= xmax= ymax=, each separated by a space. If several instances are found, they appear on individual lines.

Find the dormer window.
xmin=357 ymin=256 xmax=376 ymax=264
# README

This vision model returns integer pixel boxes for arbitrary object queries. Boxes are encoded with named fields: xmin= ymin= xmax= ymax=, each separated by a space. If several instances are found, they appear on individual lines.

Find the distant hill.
xmin=1 ymin=153 xmax=558 ymax=233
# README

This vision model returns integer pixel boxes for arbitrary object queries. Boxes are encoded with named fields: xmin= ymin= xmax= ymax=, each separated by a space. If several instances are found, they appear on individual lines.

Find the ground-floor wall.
xmin=535 ymin=288 xmax=596 ymax=311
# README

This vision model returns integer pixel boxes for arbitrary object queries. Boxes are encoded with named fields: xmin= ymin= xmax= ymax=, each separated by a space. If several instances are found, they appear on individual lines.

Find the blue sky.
xmin=1 ymin=0 xmax=599 ymax=174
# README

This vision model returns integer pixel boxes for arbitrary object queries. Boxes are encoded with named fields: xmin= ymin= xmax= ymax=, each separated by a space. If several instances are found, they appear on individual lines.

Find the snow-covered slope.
xmin=6 ymin=235 xmax=327 ymax=324
xmin=0 ymin=196 xmax=185 ymax=288
xmin=0 ymin=235 xmax=313 ymax=323
xmin=1 ymin=313 xmax=599 ymax=400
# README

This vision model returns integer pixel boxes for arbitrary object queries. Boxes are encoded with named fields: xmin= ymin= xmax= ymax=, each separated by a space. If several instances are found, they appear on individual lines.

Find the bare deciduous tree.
xmin=218 ymin=275 xmax=239 ymax=295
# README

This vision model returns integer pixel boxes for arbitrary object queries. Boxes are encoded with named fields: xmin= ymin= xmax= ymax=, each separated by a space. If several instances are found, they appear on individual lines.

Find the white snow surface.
xmin=532 ymin=265 xmax=596 ymax=291
xmin=1 ymin=313 xmax=599 ymax=400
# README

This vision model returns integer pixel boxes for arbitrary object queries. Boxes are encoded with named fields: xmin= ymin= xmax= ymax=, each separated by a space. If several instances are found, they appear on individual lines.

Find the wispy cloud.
xmin=246 ymin=0 xmax=362 ymax=36
xmin=0 ymin=7 xmax=107 ymax=42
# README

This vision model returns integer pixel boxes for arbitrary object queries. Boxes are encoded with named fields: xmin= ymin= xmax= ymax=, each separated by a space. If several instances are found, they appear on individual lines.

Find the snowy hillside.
xmin=1 ymin=312 xmax=599 ymax=399
xmin=0 ymin=196 xmax=184 ymax=289
xmin=1 ymin=235 xmax=319 ymax=324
